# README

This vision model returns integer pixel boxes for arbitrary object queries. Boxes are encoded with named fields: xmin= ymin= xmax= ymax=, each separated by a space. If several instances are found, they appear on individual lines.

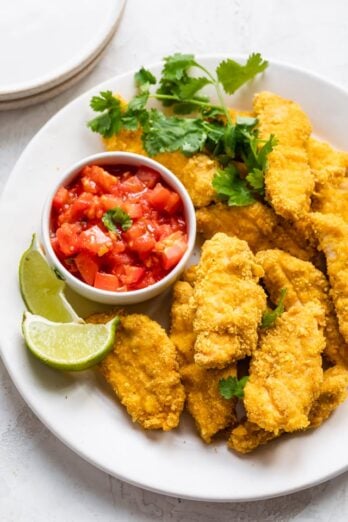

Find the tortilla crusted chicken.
xmin=253 ymin=91 xmax=314 ymax=222
xmin=256 ymin=249 xmax=348 ymax=367
xmin=170 ymin=277 xmax=238 ymax=442
xmin=192 ymin=233 xmax=267 ymax=368
xmin=311 ymin=212 xmax=348 ymax=344
xmin=229 ymin=365 xmax=348 ymax=453
xmin=196 ymin=202 xmax=314 ymax=261
xmin=244 ymin=303 xmax=325 ymax=434
xmin=90 ymin=313 xmax=185 ymax=431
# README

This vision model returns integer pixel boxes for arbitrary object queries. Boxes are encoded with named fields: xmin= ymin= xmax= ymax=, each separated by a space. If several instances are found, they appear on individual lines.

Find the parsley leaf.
xmin=261 ymin=288 xmax=287 ymax=328
xmin=142 ymin=110 xmax=206 ymax=156
xmin=219 ymin=376 xmax=249 ymax=399
xmin=216 ymin=53 xmax=268 ymax=95
xmin=213 ymin=166 xmax=256 ymax=206
xmin=102 ymin=207 xmax=132 ymax=233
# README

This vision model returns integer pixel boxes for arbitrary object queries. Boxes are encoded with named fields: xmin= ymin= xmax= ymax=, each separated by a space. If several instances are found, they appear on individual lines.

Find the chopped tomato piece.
xmin=120 ymin=266 xmax=145 ymax=286
xmin=130 ymin=232 xmax=156 ymax=254
xmin=52 ymin=187 xmax=69 ymax=210
xmin=136 ymin=167 xmax=160 ymax=188
xmin=120 ymin=175 xmax=146 ymax=193
xmin=81 ymin=176 xmax=98 ymax=194
xmin=164 ymin=192 xmax=181 ymax=214
xmin=123 ymin=202 xmax=143 ymax=219
xmin=82 ymin=165 xmax=118 ymax=192
xmin=79 ymin=225 xmax=112 ymax=256
xmin=94 ymin=272 xmax=120 ymax=291
xmin=157 ymin=231 xmax=188 ymax=270
xmin=75 ymin=252 xmax=99 ymax=285
xmin=100 ymin=194 xmax=123 ymax=211
xmin=147 ymin=183 xmax=172 ymax=210
xmin=56 ymin=223 xmax=82 ymax=256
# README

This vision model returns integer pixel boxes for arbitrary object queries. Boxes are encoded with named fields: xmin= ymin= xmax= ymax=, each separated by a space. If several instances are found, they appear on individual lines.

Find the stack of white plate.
xmin=0 ymin=0 xmax=126 ymax=110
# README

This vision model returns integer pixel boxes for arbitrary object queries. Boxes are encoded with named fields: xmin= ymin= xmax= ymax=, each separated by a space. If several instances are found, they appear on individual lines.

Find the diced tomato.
xmin=157 ymin=231 xmax=188 ymax=270
xmin=79 ymin=225 xmax=112 ymax=256
xmin=120 ymin=265 xmax=145 ymax=286
xmin=120 ymin=175 xmax=146 ymax=194
xmin=94 ymin=272 xmax=120 ymax=291
xmin=81 ymin=176 xmax=98 ymax=194
xmin=82 ymin=165 xmax=118 ymax=193
xmin=100 ymin=194 xmax=123 ymax=211
xmin=56 ymin=223 xmax=82 ymax=256
xmin=52 ymin=187 xmax=69 ymax=210
xmin=136 ymin=167 xmax=160 ymax=188
xmin=130 ymin=232 xmax=156 ymax=254
xmin=163 ymin=192 xmax=181 ymax=214
xmin=123 ymin=202 xmax=143 ymax=219
xmin=75 ymin=252 xmax=99 ymax=285
xmin=147 ymin=183 xmax=172 ymax=210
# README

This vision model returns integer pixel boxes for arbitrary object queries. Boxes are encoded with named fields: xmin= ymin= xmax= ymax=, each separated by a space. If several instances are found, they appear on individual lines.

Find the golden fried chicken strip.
xmin=92 ymin=313 xmax=185 ymax=431
xmin=229 ymin=365 xmax=348 ymax=453
xmin=253 ymin=92 xmax=314 ymax=221
xmin=256 ymin=249 xmax=348 ymax=367
xmin=311 ymin=212 xmax=348 ymax=344
xmin=244 ymin=303 xmax=325 ymax=434
xmin=193 ymin=233 xmax=266 ymax=368
xmin=170 ymin=278 xmax=237 ymax=442
xmin=196 ymin=202 xmax=313 ymax=261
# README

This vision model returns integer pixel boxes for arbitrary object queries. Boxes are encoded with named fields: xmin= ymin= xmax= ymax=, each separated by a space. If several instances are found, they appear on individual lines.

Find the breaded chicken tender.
xmin=244 ymin=303 xmax=325 ymax=434
xmin=196 ymin=202 xmax=314 ymax=261
xmin=170 ymin=278 xmax=237 ymax=442
xmin=311 ymin=213 xmax=348 ymax=344
xmin=253 ymin=92 xmax=314 ymax=221
xmin=256 ymin=249 xmax=348 ymax=367
xmin=229 ymin=365 xmax=348 ymax=453
xmin=193 ymin=233 xmax=266 ymax=368
xmin=91 ymin=313 xmax=185 ymax=431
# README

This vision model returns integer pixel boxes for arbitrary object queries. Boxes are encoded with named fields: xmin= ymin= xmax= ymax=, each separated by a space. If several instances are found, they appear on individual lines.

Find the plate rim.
xmin=1 ymin=54 xmax=348 ymax=502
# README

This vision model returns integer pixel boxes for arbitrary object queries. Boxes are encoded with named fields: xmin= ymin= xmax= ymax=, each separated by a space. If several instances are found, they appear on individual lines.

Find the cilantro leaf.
xmin=142 ymin=110 xmax=206 ymax=156
xmin=135 ymin=67 xmax=156 ymax=92
xmin=219 ymin=376 xmax=249 ymax=399
xmin=178 ymin=77 xmax=211 ymax=99
xmin=246 ymin=168 xmax=264 ymax=193
xmin=102 ymin=207 xmax=132 ymax=233
xmin=261 ymin=288 xmax=287 ymax=328
xmin=87 ymin=91 xmax=122 ymax=138
xmin=216 ymin=53 xmax=268 ymax=95
xmin=213 ymin=167 xmax=255 ymax=206
xmin=162 ymin=53 xmax=196 ymax=81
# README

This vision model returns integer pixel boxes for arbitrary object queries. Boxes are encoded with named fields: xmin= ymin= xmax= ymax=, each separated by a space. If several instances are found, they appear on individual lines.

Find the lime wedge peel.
xmin=22 ymin=312 xmax=119 ymax=371
xmin=19 ymin=234 xmax=82 ymax=323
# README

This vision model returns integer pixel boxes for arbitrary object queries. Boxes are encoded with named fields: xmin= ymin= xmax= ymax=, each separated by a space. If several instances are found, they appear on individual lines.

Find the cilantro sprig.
xmin=261 ymin=288 xmax=287 ymax=329
xmin=88 ymin=52 xmax=273 ymax=206
xmin=219 ymin=376 xmax=249 ymax=399
xmin=102 ymin=207 xmax=132 ymax=233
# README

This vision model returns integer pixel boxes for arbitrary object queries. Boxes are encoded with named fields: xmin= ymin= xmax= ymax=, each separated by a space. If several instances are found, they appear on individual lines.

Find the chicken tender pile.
xmin=100 ymin=90 xmax=348 ymax=453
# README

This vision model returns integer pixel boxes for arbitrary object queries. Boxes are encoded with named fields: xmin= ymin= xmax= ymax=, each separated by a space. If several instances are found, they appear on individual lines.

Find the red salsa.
xmin=50 ymin=164 xmax=188 ymax=292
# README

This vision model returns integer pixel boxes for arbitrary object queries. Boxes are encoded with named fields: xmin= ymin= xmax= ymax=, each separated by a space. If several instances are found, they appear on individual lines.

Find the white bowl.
xmin=41 ymin=152 xmax=196 ymax=304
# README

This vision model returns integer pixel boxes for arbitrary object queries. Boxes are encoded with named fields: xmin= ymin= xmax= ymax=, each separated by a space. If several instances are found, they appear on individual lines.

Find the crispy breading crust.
xmin=90 ymin=313 xmax=185 ymax=431
xmin=170 ymin=277 xmax=237 ymax=442
xmin=193 ymin=233 xmax=266 ymax=368
xmin=196 ymin=202 xmax=314 ymax=261
xmin=244 ymin=303 xmax=325 ymax=434
xmin=229 ymin=365 xmax=348 ymax=453
xmin=311 ymin=212 xmax=348 ymax=344
xmin=256 ymin=249 xmax=348 ymax=367
xmin=253 ymin=91 xmax=314 ymax=221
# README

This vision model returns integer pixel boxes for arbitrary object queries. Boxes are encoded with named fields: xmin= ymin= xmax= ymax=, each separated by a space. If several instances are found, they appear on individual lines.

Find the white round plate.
xmin=0 ymin=0 xmax=126 ymax=101
xmin=1 ymin=56 xmax=348 ymax=502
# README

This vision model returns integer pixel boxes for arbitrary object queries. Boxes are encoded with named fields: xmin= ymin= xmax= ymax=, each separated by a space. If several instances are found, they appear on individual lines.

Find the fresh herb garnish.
xmin=261 ymin=288 xmax=287 ymax=328
xmin=219 ymin=376 xmax=249 ymax=399
xmin=102 ymin=207 xmax=132 ymax=233
xmin=88 ymin=53 xmax=273 ymax=206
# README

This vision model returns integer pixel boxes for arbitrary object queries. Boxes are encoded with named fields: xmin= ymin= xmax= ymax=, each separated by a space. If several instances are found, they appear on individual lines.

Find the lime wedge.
xmin=19 ymin=234 xmax=81 ymax=323
xmin=22 ymin=312 xmax=119 ymax=371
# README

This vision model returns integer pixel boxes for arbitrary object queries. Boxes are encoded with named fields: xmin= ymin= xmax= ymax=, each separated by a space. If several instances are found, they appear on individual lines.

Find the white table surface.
xmin=1 ymin=0 xmax=348 ymax=519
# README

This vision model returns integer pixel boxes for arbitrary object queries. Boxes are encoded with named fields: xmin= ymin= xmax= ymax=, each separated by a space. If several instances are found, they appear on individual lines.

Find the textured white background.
xmin=2 ymin=0 xmax=348 ymax=520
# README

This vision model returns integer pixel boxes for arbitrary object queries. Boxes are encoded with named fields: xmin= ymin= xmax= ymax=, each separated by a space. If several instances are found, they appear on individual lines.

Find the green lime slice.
xmin=19 ymin=234 xmax=81 ymax=323
xmin=22 ymin=312 xmax=119 ymax=371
